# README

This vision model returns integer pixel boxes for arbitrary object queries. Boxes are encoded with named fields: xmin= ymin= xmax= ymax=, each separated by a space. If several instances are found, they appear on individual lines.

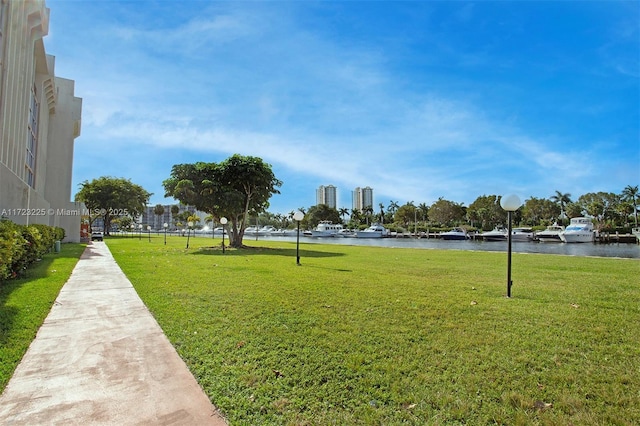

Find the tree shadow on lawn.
xmin=191 ymin=245 xmax=346 ymax=259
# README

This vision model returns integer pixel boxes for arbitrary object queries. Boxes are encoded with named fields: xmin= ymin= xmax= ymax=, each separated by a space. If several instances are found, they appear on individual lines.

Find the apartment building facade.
xmin=316 ymin=185 xmax=337 ymax=209
xmin=140 ymin=204 xmax=207 ymax=230
xmin=0 ymin=0 xmax=82 ymax=241
xmin=352 ymin=186 xmax=373 ymax=212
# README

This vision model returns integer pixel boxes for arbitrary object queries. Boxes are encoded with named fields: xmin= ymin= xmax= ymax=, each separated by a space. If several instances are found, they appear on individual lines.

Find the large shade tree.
xmin=162 ymin=155 xmax=282 ymax=248
xmin=75 ymin=177 xmax=152 ymax=235
xmin=467 ymin=195 xmax=507 ymax=230
xmin=428 ymin=198 xmax=466 ymax=227
xmin=305 ymin=204 xmax=341 ymax=229
xmin=521 ymin=197 xmax=560 ymax=225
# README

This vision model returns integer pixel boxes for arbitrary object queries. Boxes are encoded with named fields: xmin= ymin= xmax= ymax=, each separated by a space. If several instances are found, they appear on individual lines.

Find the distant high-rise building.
xmin=316 ymin=185 xmax=337 ymax=209
xmin=352 ymin=187 xmax=373 ymax=212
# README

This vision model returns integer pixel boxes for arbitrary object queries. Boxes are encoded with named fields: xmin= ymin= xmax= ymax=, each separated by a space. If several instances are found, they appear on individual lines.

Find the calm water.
xmin=256 ymin=235 xmax=640 ymax=259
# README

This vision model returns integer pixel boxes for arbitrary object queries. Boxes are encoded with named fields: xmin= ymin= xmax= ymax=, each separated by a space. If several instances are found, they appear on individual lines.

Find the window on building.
xmin=26 ymin=85 xmax=39 ymax=187
xmin=0 ymin=0 xmax=7 ymax=109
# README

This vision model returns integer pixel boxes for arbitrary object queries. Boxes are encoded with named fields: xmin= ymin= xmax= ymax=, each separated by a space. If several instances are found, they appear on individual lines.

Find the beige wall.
xmin=0 ymin=0 xmax=82 ymax=242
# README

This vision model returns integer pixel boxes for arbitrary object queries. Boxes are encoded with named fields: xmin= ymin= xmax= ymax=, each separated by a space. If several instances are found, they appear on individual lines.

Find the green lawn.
xmin=109 ymin=235 xmax=639 ymax=425
xmin=0 ymin=243 xmax=85 ymax=391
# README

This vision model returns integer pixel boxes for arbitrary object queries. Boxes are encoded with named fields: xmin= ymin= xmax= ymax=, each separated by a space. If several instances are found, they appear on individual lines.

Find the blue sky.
xmin=46 ymin=0 xmax=639 ymax=214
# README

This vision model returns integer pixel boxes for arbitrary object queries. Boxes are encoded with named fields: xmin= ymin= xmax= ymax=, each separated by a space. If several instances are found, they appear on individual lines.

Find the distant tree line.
xmin=75 ymin=161 xmax=638 ymax=241
xmin=254 ymin=185 xmax=639 ymax=233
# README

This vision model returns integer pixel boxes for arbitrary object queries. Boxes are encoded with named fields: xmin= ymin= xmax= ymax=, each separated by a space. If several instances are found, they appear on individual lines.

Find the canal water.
xmin=258 ymin=235 xmax=640 ymax=259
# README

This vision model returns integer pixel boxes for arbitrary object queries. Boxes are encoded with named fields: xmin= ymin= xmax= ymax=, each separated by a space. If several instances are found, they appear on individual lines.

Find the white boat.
xmin=440 ymin=227 xmax=468 ymax=240
xmin=356 ymin=224 xmax=389 ymax=238
xmin=308 ymin=221 xmax=344 ymax=237
xmin=244 ymin=225 xmax=275 ymax=236
xmin=560 ymin=217 xmax=595 ymax=243
xmin=271 ymin=228 xmax=299 ymax=237
xmin=481 ymin=227 xmax=508 ymax=241
xmin=335 ymin=228 xmax=357 ymax=238
xmin=244 ymin=226 xmax=259 ymax=235
xmin=258 ymin=226 xmax=276 ymax=235
xmin=511 ymin=227 xmax=535 ymax=242
xmin=536 ymin=224 xmax=565 ymax=242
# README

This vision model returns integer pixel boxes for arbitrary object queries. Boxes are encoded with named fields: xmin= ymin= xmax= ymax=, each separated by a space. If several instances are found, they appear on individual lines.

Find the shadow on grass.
xmin=191 ymin=245 xmax=346 ymax=259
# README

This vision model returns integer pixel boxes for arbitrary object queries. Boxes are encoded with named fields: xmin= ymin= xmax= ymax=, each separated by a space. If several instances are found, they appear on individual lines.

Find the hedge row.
xmin=0 ymin=220 xmax=65 ymax=281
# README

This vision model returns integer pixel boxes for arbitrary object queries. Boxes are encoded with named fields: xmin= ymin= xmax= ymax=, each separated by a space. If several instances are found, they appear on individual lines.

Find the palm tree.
xmin=378 ymin=203 xmax=385 ymax=224
xmin=204 ymin=214 xmax=215 ymax=238
xmin=153 ymin=204 xmax=165 ymax=230
xmin=187 ymin=215 xmax=200 ymax=237
xmin=170 ymin=205 xmax=180 ymax=228
xmin=550 ymin=191 xmax=572 ymax=222
xmin=363 ymin=205 xmax=374 ymax=225
xmin=338 ymin=207 xmax=349 ymax=223
xmin=622 ymin=185 xmax=639 ymax=226
xmin=388 ymin=200 xmax=399 ymax=214
xmin=350 ymin=209 xmax=362 ymax=226
xmin=418 ymin=202 xmax=429 ymax=222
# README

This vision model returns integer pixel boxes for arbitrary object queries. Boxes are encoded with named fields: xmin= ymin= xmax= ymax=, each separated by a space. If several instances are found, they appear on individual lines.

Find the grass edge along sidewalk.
xmin=107 ymin=236 xmax=640 ymax=426
xmin=0 ymin=243 xmax=85 ymax=391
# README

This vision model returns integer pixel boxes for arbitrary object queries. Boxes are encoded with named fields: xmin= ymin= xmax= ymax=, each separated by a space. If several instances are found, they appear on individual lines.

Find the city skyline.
xmin=45 ymin=1 xmax=639 ymax=214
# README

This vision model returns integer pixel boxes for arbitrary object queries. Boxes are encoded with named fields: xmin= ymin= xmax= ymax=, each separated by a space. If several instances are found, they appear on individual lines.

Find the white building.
xmin=316 ymin=185 xmax=337 ymax=209
xmin=0 ymin=0 xmax=82 ymax=241
xmin=352 ymin=186 xmax=373 ymax=212
xmin=140 ymin=204 xmax=207 ymax=230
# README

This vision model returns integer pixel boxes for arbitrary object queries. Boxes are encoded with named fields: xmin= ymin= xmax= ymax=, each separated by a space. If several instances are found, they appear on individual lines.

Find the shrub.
xmin=0 ymin=220 xmax=28 ymax=280
xmin=0 ymin=220 xmax=65 ymax=282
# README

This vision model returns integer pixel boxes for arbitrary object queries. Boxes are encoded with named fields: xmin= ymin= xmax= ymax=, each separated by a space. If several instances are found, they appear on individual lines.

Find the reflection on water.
xmin=259 ymin=235 xmax=640 ymax=259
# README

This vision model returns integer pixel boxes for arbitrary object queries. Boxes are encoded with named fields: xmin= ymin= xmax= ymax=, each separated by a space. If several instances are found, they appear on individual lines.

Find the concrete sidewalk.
xmin=0 ymin=242 xmax=227 ymax=425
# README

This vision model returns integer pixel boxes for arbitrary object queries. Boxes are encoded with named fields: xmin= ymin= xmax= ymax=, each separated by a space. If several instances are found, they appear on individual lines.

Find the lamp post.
xmin=163 ymin=223 xmax=168 ymax=245
xmin=220 ymin=217 xmax=228 ymax=253
xmin=147 ymin=225 xmax=151 ymax=242
xmin=186 ymin=221 xmax=194 ymax=249
xmin=293 ymin=210 xmax=304 ymax=265
xmin=130 ymin=224 xmax=135 ymax=238
xmin=500 ymin=194 xmax=522 ymax=298
xmin=138 ymin=224 xmax=142 ymax=240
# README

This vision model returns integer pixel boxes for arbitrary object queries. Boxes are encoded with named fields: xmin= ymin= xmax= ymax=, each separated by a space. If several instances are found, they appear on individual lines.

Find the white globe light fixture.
xmin=220 ymin=217 xmax=228 ymax=253
xmin=500 ymin=194 xmax=522 ymax=212
xmin=293 ymin=211 xmax=305 ymax=265
xmin=186 ymin=221 xmax=195 ymax=249
xmin=163 ymin=223 xmax=168 ymax=245
xmin=501 ymin=194 xmax=522 ymax=297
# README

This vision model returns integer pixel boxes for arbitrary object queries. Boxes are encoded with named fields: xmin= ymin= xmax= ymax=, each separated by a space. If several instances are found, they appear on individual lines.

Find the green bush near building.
xmin=0 ymin=220 xmax=65 ymax=281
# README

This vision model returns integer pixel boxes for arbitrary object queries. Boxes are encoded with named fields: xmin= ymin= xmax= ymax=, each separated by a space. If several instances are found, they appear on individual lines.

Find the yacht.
xmin=258 ymin=226 xmax=276 ymax=235
xmin=308 ymin=221 xmax=344 ymax=237
xmin=244 ymin=226 xmax=259 ymax=235
xmin=560 ymin=217 xmax=595 ymax=243
xmin=511 ymin=227 xmax=535 ymax=242
xmin=480 ymin=227 xmax=508 ymax=241
xmin=440 ymin=227 xmax=469 ymax=240
xmin=356 ymin=224 xmax=389 ymax=238
xmin=536 ymin=224 xmax=565 ymax=242
xmin=335 ymin=228 xmax=357 ymax=238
